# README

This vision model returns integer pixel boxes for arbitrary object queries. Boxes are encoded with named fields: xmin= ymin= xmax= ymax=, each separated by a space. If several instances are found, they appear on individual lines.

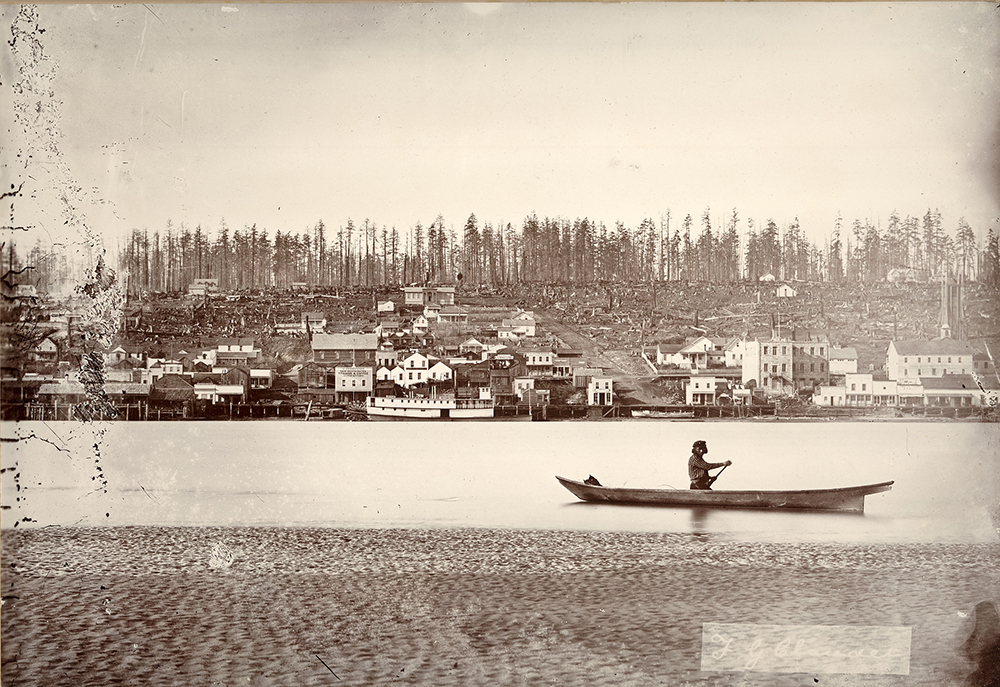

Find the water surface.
xmin=2 ymin=420 xmax=997 ymax=544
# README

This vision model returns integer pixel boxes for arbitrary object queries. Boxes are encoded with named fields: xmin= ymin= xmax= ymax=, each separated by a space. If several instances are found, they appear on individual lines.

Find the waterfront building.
xmin=886 ymin=339 xmax=976 ymax=381
xmin=587 ymin=377 xmax=613 ymax=406
xmin=744 ymin=335 xmax=830 ymax=395
xmin=334 ymin=365 xmax=373 ymax=400
xmin=813 ymin=384 xmax=847 ymax=407
xmin=686 ymin=376 xmax=727 ymax=405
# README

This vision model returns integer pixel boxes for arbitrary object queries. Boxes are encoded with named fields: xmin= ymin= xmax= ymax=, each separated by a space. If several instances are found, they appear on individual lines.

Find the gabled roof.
xmin=38 ymin=380 xmax=86 ymax=395
xmin=657 ymin=343 xmax=683 ymax=354
xmin=311 ymin=333 xmax=378 ymax=350
xmin=149 ymin=374 xmax=195 ymax=401
xmin=831 ymin=347 xmax=858 ymax=360
xmin=891 ymin=339 xmax=975 ymax=356
xmin=104 ymin=382 xmax=150 ymax=395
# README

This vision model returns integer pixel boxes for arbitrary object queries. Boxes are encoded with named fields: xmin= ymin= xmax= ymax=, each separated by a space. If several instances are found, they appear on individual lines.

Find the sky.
xmin=5 ymin=2 xmax=1000 ymax=254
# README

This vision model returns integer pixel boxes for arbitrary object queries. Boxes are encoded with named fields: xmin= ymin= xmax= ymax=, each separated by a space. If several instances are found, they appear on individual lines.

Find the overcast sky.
xmin=7 ymin=2 xmax=1000 ymax=251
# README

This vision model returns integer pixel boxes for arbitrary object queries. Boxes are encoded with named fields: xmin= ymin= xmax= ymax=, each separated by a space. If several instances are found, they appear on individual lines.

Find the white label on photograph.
xmin=701 ymin=623 xmax=911 ymax=675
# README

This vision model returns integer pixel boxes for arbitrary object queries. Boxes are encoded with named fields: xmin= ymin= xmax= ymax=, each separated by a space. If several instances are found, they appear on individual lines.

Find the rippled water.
xmin=2 ymin=420 xmax=997 ymax=544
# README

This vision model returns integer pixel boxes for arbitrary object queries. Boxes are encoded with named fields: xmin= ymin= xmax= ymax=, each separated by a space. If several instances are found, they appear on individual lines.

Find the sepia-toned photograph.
xmin=2 ymin=2 xmax=998 ymax=685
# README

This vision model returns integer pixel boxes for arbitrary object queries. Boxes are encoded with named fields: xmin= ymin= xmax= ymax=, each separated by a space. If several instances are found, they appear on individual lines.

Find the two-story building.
xmin=216 ymin=339 xmax=261 ymax=366
xmin=686 ymin=376 xmax=726 ymax=405
xmin=742 ymin=340 xmax=794 ymax=394
xmin=829 ymin=347 xmax=858 ymax=375
xmin=311 ymin=333 xmax=378 ymax=365
xmin=588 ymin=377 xmax=613 ymax=406
xmin=334 ymin=365 xmax=373 ymax=400
xmin=519 ymin=348 xmax=554 ymax=377
xmin=845 ymin=373 xmax=874 ymax=406
xmin=886 ymin=339 xmax=978 ymax=382
xmin=502 ymin=310 xmax=536 ymax=337
xmin=744 ymin=337 xmax=830 ymax=395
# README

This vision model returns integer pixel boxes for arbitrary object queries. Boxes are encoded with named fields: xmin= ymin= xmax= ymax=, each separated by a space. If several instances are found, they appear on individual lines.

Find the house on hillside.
xmin=459 ymin=338 xmax=488 ymax=358
xmin=502 ymin=313 xmax=536 ymax=337
xmin=438 ymin=305 xmax=469 ymax=325
xmin=497 ymin=326 xmax=518 ymax=342
xmin=302 ymin=311 xmax=327 ymax=333
xmin=29 ymin=337 xmax=58 ymax=362
xmin=412 ymin=315 xmax=430 ymax=335
xmin=402 ymin=286 xmax=455 ymax=307
xmin=776 ymin=284 xmax=798 ymax=298
xmin=656 ymin=343 xmax=684 ymax=366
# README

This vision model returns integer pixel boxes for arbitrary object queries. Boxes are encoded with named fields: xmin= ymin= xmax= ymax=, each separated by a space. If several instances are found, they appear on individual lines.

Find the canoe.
xmin=555 ymin=476 xmax=893 ymax=513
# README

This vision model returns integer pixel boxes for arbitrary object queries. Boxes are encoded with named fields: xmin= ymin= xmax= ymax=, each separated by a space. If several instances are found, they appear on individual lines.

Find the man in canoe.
xmin=688 ymin=440 xmax=731 ymax=490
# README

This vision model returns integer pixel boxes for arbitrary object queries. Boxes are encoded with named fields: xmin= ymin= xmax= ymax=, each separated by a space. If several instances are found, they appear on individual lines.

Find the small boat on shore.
xmin=555 ymin=476 xmax=893 ymax=513
xmin=631 ymin=409 xmax=696 ymax=419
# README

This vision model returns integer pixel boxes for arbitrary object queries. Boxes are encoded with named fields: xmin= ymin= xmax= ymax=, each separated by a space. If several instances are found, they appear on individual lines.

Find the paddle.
xmin=707 ymin=463 xmax=729 ymax=487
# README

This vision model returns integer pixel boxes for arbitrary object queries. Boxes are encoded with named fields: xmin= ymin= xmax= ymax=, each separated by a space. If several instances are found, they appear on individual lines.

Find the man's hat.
xmin=693 ymin=440 xmax=707 ymax=450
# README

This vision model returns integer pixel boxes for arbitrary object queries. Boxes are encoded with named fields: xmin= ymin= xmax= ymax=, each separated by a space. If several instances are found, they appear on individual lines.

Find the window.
xmin=917 ymin=357 xmax=922 ymax=363
xmin=811 ymin=363 xmax=815 ymax=372
xmin=851 ymin=384 xmax=856 ymax=391
xmin=938 ymin=357 xmax=942 ymax=363
xmin=904 ymin=357 xmax=908 ymax=363
xmin=948 ymin=357 xmax=952 ymax=363
xmin=781 ymin=363 xmax=787 ymax=373
xmin=918 ymin=369 xmax=922 ymax=375
xmin=810 ymin=347 xmax=815 ymax=355
xmin=409 ymin=372 xmax=413 ymax=380
xmin=352 ymin=380 xmax=357 ymax=387
xmin=862 ymin=384 xmax=866 ymax=391
xmin=932 ymin=368 xmax=937 ymax=375
xmin=695 ymin=383 xmax=699 ymax=389
xmin=782 ymin=346 xmax=787 ymax=355
xmin=819 ymin=347 xmax=824 ymax=355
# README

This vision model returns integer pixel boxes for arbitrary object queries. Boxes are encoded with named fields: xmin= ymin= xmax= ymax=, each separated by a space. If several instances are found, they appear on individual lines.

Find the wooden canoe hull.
xmin=555 ymin=476 xmax=893 ymax=513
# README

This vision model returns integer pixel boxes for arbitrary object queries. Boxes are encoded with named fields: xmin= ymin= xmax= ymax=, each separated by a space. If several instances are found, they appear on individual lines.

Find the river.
xmin=1 ymin=420 xmax=997 ymax=544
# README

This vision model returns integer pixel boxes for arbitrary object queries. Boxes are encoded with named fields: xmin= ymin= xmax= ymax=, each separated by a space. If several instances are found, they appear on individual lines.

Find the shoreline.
xmin=3 ymin=527 xmax=998 ymax=686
